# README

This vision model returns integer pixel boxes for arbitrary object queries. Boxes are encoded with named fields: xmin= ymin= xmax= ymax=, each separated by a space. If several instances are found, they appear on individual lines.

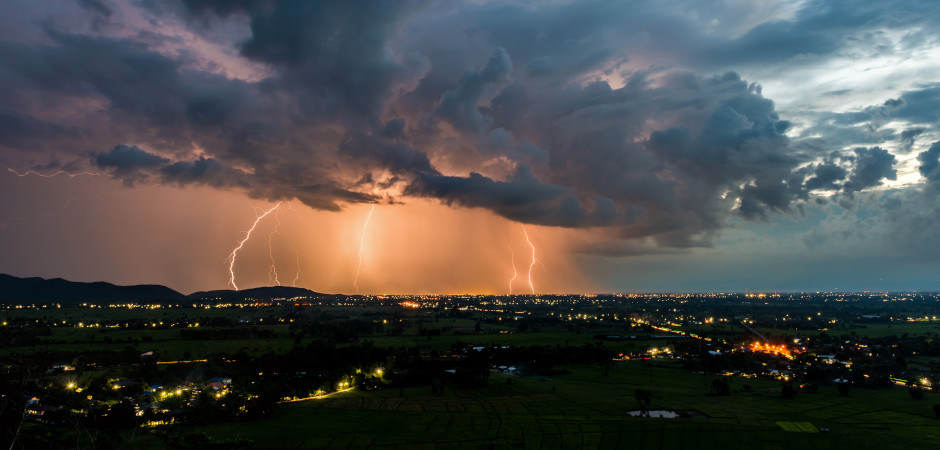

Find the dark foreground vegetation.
xmin=1 ymin=292 xmax=939 ymax=448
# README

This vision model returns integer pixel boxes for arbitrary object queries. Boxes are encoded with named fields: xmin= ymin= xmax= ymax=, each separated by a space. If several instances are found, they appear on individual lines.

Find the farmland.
xmin=2 ymin=292 xmax=939 ymax=449
xmin=191 ymin=361 xmax=940 ymax=449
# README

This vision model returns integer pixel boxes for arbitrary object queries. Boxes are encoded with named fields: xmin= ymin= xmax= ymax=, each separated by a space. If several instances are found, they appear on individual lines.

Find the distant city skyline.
xmin=1 ymin=0 xmax=939 ymax=294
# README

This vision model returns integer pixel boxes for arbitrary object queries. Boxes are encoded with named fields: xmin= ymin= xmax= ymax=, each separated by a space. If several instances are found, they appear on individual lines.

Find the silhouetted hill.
xmin=188 ymin=286 xmax=327 ymax=302
xmin=0 ymin=274 xmax=188 ymax=304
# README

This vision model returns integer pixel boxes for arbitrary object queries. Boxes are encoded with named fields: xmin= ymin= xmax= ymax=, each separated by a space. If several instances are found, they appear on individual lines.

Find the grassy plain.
xmin=1 ymin=309 xmax=656 ymax=359
xmin=6 ymin=305 xmax=940 ymax=449
xmin=187 ymin=360 xmax=940 ymax=449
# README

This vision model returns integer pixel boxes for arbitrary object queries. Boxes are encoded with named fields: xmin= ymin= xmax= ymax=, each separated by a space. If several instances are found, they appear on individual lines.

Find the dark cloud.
xmin=410 ymin=66 xmax=806 ymax=241
xmin=187 ymin=0 xmax=430 ymax=122
xmin=917 ymin=141 xmax=940 ymax=186
xmin=0 ymin=109 xmax=81 ymax=150
xmin=181 ymin=0 xmax=269 ymax=17
xmin=339 ymin=133 xmax=434 ymax=176
xmin=898 ymin=127 xmax=926 ymax=153
xmin=843 ymin=147 xmax=896 ymax=192
xmin=817 ymin=84 xmax=940 ymax=136
xmin=700 ymin=18 xmax=840 ymax=66
xmin=380 ymin=119 xmax=406 ymax=139
xmin=432 ymin=48 xmax=512 ymax=134
xmin=893 ymin=84 xmax=940 ymax=124
xmin=95 ymin=145 xmax=170 ymax=175
xmin=702 ymin=0 xmax=940 ymax=68
xmin=803 ymin=162 xmax=847 ymax=191
xmin=642 ymin=73 xmax=799 ymax=223
xmin=94 ymin=144 xmax=377 ymax=211
xmin=79 ymin=0 xmax=112 ymax=17
xmin=3 ymin=0 xmax=939 ymax=258
xmin=160 ymin=157 xmax=229 ymax=185
xmin=800 ymin=185 xmax=940 ymax=264
xmin=406 ymin=166 xmax=630 ymax=227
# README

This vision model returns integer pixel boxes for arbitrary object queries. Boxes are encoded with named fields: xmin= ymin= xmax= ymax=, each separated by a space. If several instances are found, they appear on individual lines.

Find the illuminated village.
xmin=4 ymin=0 xmax=940 ymax=448
xmin=3 ymin=291 xmax=938 ymax=446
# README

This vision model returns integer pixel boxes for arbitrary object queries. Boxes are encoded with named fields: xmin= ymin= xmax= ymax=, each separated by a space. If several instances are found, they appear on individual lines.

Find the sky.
xmin=1 ymin=0 xmax=939 ymax=295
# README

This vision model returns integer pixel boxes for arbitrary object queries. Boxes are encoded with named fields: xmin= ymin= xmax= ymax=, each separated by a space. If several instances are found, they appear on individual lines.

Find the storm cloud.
xmin=2 ymin=0 xmax=940 ymax=259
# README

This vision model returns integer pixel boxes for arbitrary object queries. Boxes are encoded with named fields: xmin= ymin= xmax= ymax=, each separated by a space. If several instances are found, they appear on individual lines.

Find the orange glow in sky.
xmin=227 ymin=202 xmax=282 ymax=291
xmin=0 ymin=172 xmax=594 ymax=294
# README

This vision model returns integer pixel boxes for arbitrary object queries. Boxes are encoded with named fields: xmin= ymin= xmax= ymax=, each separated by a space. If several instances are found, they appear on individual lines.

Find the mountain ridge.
xmin=0 ymin=274 xmax=329 ymax=303
xmin=189 ymin=286 xmax=328 ymax=301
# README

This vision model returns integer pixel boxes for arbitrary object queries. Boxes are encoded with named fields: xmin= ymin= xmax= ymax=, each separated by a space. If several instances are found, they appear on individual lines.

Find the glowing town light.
xmin=508 ymin=244 xmax=518 ymax=295
xmin=7 ymin=168 xmax=103 ymax=178
xmin=522 ymin=225 xmax=537 ymax=294
xmin=749 ymin=341 xmax=796 ymax=360
xmin=353 ymin=204 xmax=375 ymax=293
xmin=227 ymin=202 xmax=282 ymax=290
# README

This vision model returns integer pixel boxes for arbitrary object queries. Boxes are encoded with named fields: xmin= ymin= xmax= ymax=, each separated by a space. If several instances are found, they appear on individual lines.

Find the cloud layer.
xmin=2 ymin=0 xmax=940 ymax=290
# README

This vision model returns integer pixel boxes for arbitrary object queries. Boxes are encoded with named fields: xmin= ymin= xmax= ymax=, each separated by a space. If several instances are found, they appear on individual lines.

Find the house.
xmin=208 ymin=377 xmax=232 ymax=390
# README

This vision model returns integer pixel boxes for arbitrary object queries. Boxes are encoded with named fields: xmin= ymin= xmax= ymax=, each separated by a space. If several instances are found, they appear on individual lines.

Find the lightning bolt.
xmin=2 ymin=167 xmax=115 ymax=228
xmin=267 ymin=209 xmax=282 ymax=286
xmin=227 ymin=202 xmax=282 ymax=291
xmin=288 ymin=237 xmax=302 ymax=287
xmin=522 ymin=225 xmax=537 ymax=295
xmin=263 ymin=205 xmax=304 ymax=287
xmin=285 ymin=203 xmax=313 ymax=287
xmin=8 ymin=168 xmax=103 ymax=178
xmin=508 ymin=244 xmax=518 ymax=295
xmin=353 ymin=204 xmax=375 ymax=294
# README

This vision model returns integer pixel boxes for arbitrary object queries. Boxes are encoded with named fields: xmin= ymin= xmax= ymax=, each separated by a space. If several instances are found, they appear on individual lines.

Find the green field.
xmin=6 ymin=302 xmax=940 ymax=449
xmin=178 ymin=361 xmax=940 ymax=449
xmin=0 ymin=324 xmax=302 ymax=360
xmin=5 ymin=305 xmax=294 ymax=322
xmin=1 ymin=318 xmax=651 ymax=359
xmin=753 ymin=322 xmax=940 ymax=339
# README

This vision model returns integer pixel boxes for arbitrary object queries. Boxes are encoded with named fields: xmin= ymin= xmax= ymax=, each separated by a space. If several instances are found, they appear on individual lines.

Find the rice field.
xmin=185 ymin=361 xmax=940 ymax=449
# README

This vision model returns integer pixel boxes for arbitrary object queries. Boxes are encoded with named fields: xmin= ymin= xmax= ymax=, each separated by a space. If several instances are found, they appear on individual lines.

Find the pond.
xmin=627 ymin=410 xmax=679 ymax=418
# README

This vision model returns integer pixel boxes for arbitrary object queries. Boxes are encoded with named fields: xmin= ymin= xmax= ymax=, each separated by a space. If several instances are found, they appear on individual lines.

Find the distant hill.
xmin=188 ymin=286 xmax=328 ymax=302
xmin=0 ymin=274 xmax=188 ymax=304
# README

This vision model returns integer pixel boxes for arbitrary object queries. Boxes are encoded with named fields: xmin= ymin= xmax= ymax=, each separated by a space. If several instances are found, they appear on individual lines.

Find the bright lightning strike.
xmin=353 ymin=204 xmax=375 ymax=294
xmin=267 ymin=210 xmax=283 ymax=286
xmin=522 ymin=225 xmax=537 ymax=295
xmin=2 ymin=168 xmax=113 ymax=228
xmin=228 ymin=202 xmax=282 ymax=291
xmin=284 ymin=204 xmax=311 ymax=287
xmin=287 ymin=237 xmax=302 ymax=287
xmin=8 ymin=168 xmax=103 ymax=178
xmin=508 ymin=244 xmax=518 ymax=295
xmin=264 ymin=206 xmax=304 ymax=287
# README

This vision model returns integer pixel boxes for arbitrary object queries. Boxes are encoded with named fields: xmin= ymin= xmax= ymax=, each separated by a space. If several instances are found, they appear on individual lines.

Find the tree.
xmin=837 ymin=383 xmax=850 ymax=397
xmin=711 ymin=377 xmax=731 ymax=396
xmin=780 ymin=382 xmax=797 ymax=399
xmin=634 ymin=389 xmax=652 ymax=412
